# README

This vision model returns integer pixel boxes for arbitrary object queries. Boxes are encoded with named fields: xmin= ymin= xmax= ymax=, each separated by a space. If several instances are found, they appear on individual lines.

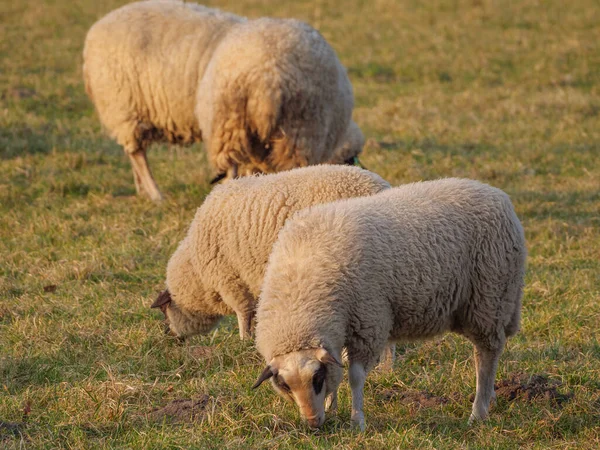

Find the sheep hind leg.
xmin=128 ymin=149 xmax=163 ymax=202
xmin=469 ymin=340 xmax=504 ymax=424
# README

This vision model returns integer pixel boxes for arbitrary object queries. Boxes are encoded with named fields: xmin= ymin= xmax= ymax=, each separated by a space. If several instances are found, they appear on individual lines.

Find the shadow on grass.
xmin=0 ymin=123 xmax=120 ymax=160
xmin=1 ymin=356 xmax=73 ymax=393
xmin=367 ymin=136 xmax=498 ymax=158
xmin=0 ymin=124 xmax=56 ymax=159
xmin=514 ymin=189 xmax=600 ymax=222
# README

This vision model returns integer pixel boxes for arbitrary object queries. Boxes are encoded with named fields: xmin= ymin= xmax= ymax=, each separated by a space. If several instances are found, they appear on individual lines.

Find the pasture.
xmin=1 ymin=0 xmax=599 ymax=448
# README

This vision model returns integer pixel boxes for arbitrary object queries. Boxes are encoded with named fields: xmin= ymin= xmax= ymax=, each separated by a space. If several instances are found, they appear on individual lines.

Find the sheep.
xmin=83 ymin=0 xmax=361 ymax=201
xmin=253 ymin=178 xmax=526 ymax=431
xmin=151 ymin=165 xmax=390 ymax=340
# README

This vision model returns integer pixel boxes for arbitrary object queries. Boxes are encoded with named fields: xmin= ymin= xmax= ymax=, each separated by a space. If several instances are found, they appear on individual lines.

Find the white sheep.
xmin=83 ymin=0 xmax=360 ymax=201
xmin=253 ymin=178 xmax=526 ymax=431
xmin=151 ymin=165 xmax=390 ymax=340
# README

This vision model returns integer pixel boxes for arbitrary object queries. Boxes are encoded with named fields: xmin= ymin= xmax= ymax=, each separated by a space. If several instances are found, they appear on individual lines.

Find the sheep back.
xmin=196 ymin=18 xmax=354 ymax=174
xmin=186 ymin=165 xmax=390 ymax=300
xmin=83 ymin=0 xmax=243 ymax=151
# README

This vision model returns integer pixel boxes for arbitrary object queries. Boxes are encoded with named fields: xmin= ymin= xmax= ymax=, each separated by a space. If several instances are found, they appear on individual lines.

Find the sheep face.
xmin=151 ymin=289 xmax=223 ymax=339
xmin=327 ymin=120 xmax=364 ymax=165
xmin=252 ymin=348 xmax=343 ymax=429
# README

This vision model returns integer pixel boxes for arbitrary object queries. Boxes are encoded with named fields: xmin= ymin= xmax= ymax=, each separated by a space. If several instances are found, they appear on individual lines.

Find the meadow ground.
xmin=1 ymin=0 xmax=599 ymax=448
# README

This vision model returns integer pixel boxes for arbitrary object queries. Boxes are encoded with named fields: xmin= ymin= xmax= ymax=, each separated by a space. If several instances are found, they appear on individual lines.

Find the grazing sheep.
xmin=83 ymin=0 xmax=359 ymax=201
xmin=253 ymin=178 xmax=526 ymax=431
xmin=151 ymin=165 xmax=390 ymax=340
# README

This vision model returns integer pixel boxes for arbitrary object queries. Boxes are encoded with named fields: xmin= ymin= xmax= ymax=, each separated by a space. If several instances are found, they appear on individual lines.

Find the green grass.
xmin=1 ymin=0 xmax=599 ymax=448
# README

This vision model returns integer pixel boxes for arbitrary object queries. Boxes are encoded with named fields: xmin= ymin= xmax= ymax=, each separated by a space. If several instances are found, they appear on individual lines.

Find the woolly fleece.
xmin=257 ymin=177 xmax=526 ymax=369
xmin=164 ymin=165 xmax=390 ymax=338
xmin=83 ymin=0 xmax=359 ymax=198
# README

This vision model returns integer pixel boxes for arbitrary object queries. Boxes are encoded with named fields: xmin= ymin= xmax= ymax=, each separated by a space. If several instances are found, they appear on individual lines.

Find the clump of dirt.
xmin=43 ymin=285 xmax=57 ymax=293
xmin=0 ymin=420 xmax=23 ymax=437
xmin=495 ymin=373 xmax=573 ymax=406
xmin=188 ymin=346 xmax=214 ymax=359
xmin=2 ymin=87 xmax=37 ymax=100
xmin=147 ymin=395 xmax=211 ymax=423
xmin=380 ymin=388 xmax=449 ymax=407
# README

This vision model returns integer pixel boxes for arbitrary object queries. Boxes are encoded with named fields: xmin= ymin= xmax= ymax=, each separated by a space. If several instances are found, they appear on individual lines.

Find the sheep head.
xmin=252 ymin=347 xmax=343 ymax=429
xmin=151 ymin=288 xmax=223 ymax=339
xmin=328 ymin=120 xmax=365 ymax=166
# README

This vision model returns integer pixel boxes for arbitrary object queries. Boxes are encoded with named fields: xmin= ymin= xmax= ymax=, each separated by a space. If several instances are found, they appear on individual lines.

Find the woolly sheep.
xmin=253 ymin=178 xmax=526 ymax=431
xmin=83 ymin=0 xmax=360 ymax=201
xmin=151 ymin=165 xmax=390 ymax=340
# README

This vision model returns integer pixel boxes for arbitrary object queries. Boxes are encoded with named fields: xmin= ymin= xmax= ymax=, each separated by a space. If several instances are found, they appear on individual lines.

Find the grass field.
xmin=1 ymin=0 xmax=599 ymax=448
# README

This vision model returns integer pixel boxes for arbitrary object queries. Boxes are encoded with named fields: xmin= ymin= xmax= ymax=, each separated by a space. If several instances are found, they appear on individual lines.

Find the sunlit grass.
xmin=1 ymin=0 xmax=599 ymax=448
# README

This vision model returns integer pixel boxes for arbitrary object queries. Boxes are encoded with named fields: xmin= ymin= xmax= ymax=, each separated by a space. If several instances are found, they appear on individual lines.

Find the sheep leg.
xmin=349 ymin=361 xmax=367 ymax=431
xmin=469 ymin=341 xmax=503 ymax=424
xmin=324 ymin=389 xmax=338 ymax=414
xmin=131 ymin=162 xmax=143 ymax=195
xmin=227 ymin=163 xmax=239 ymax=180
xmin=220 ymin=283 xmax=255 ymax=340
xmin=377 ymin=343 xmax=396 ymax=372
xmin=236 ymin=310 xmax=254 ymax=340
xmin=128 ymin=149 xmax=163 ymax=202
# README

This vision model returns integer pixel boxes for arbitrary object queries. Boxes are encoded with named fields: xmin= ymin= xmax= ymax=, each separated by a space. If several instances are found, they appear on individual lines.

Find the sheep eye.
xmin=312 ymin=364 xmax=327 ymax=395
xmin=275 ymin=375 xmax=291 ymax=392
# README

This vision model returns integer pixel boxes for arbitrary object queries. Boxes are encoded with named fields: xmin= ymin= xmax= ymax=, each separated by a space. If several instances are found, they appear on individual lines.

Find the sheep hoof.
xmin=148 ymin=192 xmax=164 ymax=202
xmin=351 ymin=412 xmax=365 ymax=432
xmin=468 ymin=412 xmax=486 ymax=426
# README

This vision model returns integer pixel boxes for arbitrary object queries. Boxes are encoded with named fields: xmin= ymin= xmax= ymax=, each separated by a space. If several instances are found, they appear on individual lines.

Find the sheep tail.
xmin=209 ymin=79 xmax=308 ymax=174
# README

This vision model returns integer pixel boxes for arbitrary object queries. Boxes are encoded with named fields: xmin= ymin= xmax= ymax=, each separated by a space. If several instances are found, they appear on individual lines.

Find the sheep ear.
xmin=316 ymin=348 xmax=343 ymax=367
xmin=151 ymin=289 xmax=172 ymax=314
xmin=210 ymin=172 xmax=226 ymax=184
xmin=252 ymin=366 xmax=274 ymax=389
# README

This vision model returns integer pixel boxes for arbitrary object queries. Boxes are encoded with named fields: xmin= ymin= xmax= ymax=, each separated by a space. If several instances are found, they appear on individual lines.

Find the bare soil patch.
xmin=380 ymin=388 xmax=450 ymax=408
xmin=188 ymin=346 xmax=214 ymax=359
xmin=2 ymin=87 xmax=37 ymax=100
xmin=0 ymin=420 xmax=23 ymax=437
xmin=147 ymin=395 xmax=211 ymax=424
xmin=495 ymin=373 xmax=573 ymax=406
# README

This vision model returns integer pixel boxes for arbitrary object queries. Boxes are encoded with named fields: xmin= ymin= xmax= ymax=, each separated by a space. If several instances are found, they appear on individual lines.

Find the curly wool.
xmin=83 ymin=0 xmax=360 ymax=192
xmin=164 ymin=165 xmax=390 ymax=338
xmin=256 ymin=178 xmax=526 ymax=367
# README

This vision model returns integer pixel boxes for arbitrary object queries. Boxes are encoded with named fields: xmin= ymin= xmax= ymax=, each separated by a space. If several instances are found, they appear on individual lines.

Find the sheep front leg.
xmin=377 ymin=343 xmax=396 ymax=372
xmin=227 ymin=163 xmax=238 ymax=180
xmin=349 ymin=361 xmax=367 ymax=431
xmin=128 ymin=148 xmax=163 ymax=201
xmin=469 ymin=341 xmax=503 ymax=424
xmin=235 ymin=309 xmax=254 ymax=340
xmin=220 ymin=284 xmax=256 ymax=340
xmin=324 ymin=389 xmax=338 ymax=414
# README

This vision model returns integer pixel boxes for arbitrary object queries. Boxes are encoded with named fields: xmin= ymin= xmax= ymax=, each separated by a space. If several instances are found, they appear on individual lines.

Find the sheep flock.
xmin=82 ymin=0 xmax=527 ymax=432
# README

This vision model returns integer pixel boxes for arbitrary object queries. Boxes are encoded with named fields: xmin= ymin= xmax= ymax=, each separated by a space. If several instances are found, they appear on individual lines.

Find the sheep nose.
xmin=306 ymin=415 xmax=324 ymax=429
